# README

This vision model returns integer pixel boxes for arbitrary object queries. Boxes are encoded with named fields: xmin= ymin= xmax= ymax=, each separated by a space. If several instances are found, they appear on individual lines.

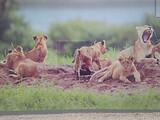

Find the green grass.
xmin=101 ymin=47 xmax=119 ymax=59
xmin=45 ymin=48 xmax=119 ymax=65
xmin=0 ymin=84 xmax=160 ymax=111
xmin=45 ymin=49 xmax=73 ymax=65
xmin=1 ymin=48 xmax=159 ymax=111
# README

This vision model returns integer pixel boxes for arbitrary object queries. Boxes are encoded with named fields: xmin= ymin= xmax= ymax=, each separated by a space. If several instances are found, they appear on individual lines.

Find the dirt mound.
xmin=0 ymin=62 xmax=160 ymax=93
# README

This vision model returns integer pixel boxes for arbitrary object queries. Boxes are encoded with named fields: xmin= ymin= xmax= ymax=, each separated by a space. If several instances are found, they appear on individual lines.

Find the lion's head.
xmin=118 ymin=55 xmax=135 ymax=71
xmin=7 ymin=46 xmax=25 ymax=63
xmin=136 ymin=25 xmax=153 ymax=43
xmin=33 ymin=35 xmax=48 ymax=48
xmin=94 ymin=40 xmax=106 ymax=54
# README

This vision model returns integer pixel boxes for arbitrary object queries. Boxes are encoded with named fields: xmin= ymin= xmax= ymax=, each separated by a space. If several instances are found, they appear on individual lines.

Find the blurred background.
xmin=0 ymin=0 xmax=160 ymax=61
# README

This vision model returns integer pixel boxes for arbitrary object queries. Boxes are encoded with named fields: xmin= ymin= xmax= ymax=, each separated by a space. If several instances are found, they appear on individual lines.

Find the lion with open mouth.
xmin=118 ymin=25 xmax=157 ymax=63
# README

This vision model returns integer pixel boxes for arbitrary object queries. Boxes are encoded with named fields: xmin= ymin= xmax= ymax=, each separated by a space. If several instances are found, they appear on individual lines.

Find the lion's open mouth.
xmin=142 ymin=29 xmax=152 ymax=43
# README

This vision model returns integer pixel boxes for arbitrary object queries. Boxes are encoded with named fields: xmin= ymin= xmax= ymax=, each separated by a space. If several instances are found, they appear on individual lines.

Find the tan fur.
xmin=73 ymin=40 xmax=106 ymax=80
xmin=118 ymin=25 xmax=157 ymax=63
xmin=0 ymin=46 xmax=38 ymax=78
xmin=151 ymin=42 xmax=160 ymax=60
xmin=91 ymin=58 xmax=112 ymax=71
xmin=25 ymin=35 xmax=48 ymax=62
xmin=90 ymin=56 xmax=141 ymax=84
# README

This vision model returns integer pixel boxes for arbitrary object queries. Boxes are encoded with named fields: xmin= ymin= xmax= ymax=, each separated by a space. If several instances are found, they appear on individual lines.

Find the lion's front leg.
xmin=133 ymin=70 xmax=141 ymax=83
xmin=119 ymin=74 xmax=131 ymax=84
xmin=87 ymin=58 xmax=95 ymax=74
xmin=98 ymin=71 xmax=112 ymax=83
xmin=151 ymin=47 xmax=157 ymax=58
xmin=95 ymin=59 xmax=101 ymax=70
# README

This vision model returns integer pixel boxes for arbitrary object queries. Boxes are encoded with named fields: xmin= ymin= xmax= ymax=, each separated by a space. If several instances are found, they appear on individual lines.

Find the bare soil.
xmin=0 ymin=61 xmax=160 ymax=93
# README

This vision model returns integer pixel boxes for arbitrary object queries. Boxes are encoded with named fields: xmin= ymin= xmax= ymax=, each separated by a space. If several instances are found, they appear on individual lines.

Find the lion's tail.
xmin=89 ymin=65 xmax=109 ymax=82
xmin=72 ymin=49 xmax=80 ymax=63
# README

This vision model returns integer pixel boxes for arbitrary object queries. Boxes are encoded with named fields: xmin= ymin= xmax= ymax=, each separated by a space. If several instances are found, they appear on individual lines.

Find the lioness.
xmin=25 ymin=35 xmax=48 ymax=62
xmin=0 ymin=46 xmax=38 ymax=78
xmin=90 ymin=55 xmax=141 ymax=84
xmin=73 ymin=40 xmax=106 ymax=80
xmin=151 ymin=42 xmax=160 ymax=60
xmin=118 ymin=25 xmax=157 ymax=63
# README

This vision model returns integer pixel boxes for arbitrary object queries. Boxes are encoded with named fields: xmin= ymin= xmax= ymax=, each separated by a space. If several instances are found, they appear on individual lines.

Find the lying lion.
xmin=89 ymin=55 xmax=141 ymax=84
xmin=151 ymin=42 xmax=160 ymax=60
xmin=25 ymin=35 xmax=48 ymax=62
xmin=73 ymin=40 xmax=107 ymax=80
xmin=118 ymin=25 xmax=157 ymax=63
xmin=0 ymin=46 xmax=38 ymax=78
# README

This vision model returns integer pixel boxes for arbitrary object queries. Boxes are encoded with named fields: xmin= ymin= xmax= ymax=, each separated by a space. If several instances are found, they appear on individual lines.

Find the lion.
xmin=25 ymin=35 xmax=48 ymax=62
xmin=118 ymin=25 xmax=157 ymax=63
xmin=73 ymin=40 xmax=107 ymax=80
xmin=151 ymin=42 xmax=160 ymax=60
xmin=79 ymin=58 xmax=112 ymax=76
xmin=0 ymin=46 xmax=38 ymax=78
xmin=89 ymin=55 xmax=141 ymax=84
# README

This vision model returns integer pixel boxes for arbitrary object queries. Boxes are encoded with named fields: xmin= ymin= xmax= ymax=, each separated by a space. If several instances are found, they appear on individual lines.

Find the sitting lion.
xmin=118 ymin=25 xmax=157 ymax=63
xmin=25 ymin=35 xmax=48 ymax=62
xmin=0 ymin=46 xmax=38 ymax=78
xmin=89 ymin=55 xmax=141 ymax=84
xmin=73 ymin=40 xmax=107 ymax=80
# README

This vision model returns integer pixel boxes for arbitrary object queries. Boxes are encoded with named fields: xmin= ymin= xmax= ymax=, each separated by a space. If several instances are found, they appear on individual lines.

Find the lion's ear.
xmin=16 ymin=46 xmax=23 ymax=53
xmin=129 ymin=55 xmax=134 ymax=62
xmin=8 ymin=49 xmax=12 ymax=53
xmin=136 ymin=26 xmax=140 ymax=30
xmin=101 ymin=40 xmax=105 ymax=46
xmin=118 ymin=55 xmax=124 ymax=63
xmin=94 ymin=40 xmax=97 ymax=44
xmin=148 ymin=25 xmax=154 ymax=31
xmin=33 ymin=36 xmax=37 ymax=41
xmin=44 ymin=35 xmax=48 ymax=40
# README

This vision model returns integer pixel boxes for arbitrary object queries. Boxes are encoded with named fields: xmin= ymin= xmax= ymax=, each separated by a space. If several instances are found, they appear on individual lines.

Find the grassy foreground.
xmin=0 ymin=84 xmax=160 ymax=111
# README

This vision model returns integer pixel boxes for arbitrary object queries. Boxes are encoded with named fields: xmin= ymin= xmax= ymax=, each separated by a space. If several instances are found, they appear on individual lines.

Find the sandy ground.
xmin=1 ymin=113 xmax=160 ymax=120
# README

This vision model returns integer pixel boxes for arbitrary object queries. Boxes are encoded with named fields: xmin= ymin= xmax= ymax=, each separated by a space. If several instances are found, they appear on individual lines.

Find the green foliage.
xmin=49 ymin=19 xmax=138 ymax=55
xmin=49 ymin=19 xmax=108 ymax=41
xmin=0 ymin=84 xmax=160 ymax=110
xmin=0 ymin=0 xmax=36 ymax=54
xmin=49 ymin=14 xmax=160 ymax=55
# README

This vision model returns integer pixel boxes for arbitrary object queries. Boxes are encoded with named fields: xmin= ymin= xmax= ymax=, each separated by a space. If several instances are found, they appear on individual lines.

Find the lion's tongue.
xmin=143 ymin=35 xmax=148 ymax=42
